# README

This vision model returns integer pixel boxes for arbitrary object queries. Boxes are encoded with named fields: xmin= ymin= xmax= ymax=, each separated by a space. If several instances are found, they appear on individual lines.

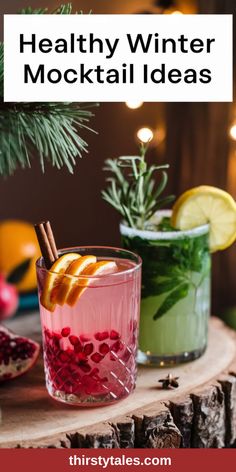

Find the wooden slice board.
xmin=0 ymin=314 xmax=236 ymax=448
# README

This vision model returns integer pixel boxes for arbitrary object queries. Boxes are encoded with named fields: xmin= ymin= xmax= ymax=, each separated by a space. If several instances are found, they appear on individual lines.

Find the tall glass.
xmin=36 ymin=247 xmax=141 ymax=406
xmin=120 ymin=211 xmax=211 ymax=366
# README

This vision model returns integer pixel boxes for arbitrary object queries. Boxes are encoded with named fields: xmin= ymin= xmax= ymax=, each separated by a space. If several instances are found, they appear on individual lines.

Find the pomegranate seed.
xmin=80 ymin=334 xmax=91 ymax=343
xmin=59 ymin=351 xmax=69 ymax=362
xmin=65 ymin=348 xmax=75 ymax=359
xmin=69 ymin=335 xmax=79 ymax=346
xmin=84 ymin=343 xmax=94 ymax=356
xmin=82 ymin=375 xmax=98 ymax=395
xmin=91 ymin=352 xmax=104 ymax=363
xmin=52 ymin=332 xmax=62 ymax=340
xmin=90 ymin=367 xmax=99 ymax=377
xmin=61 ymin=327 xmax=71 ymax=337
xmin=110 ymin=330 xmax=120 ymax=340
xmin=99 ymin=343 xmax=109 ymax=356
xmin=122 ymin=347 xmax=132 ymax=362
xmin=100 ymin=376 xmax=108 ymax=382
xmin=74 ymin=343 xmax=82 ymax=353
xmin=111 ymin=340 xmax=122 ymax=353
xmin=77 ymin=352 xmax=88 ymax=362
xmin=79 ymin=363 xmax=91 ymax=373
xmin=94 ymin=331 xmax=109 ymax=341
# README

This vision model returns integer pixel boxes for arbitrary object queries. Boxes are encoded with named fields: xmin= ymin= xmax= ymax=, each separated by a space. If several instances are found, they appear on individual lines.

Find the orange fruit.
xmin=0 ymin=220 xmax=41 ymax=292
xmin=56 ymin=255 xmax=97 ymax=306
xmin=67 ymin=260 xmax=117 ymax=307
xmin=41 ymin=253 xmax=80 ymax=312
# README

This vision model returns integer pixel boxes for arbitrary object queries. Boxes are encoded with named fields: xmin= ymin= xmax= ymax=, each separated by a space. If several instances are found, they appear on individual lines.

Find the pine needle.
xmin=0 ymin=4 xmax=98 ymax=177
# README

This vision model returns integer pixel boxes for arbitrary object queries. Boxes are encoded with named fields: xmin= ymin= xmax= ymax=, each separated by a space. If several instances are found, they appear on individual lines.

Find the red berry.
xmin=91 ymin=352 xmax=104 ymax=363
xmin=99 ymin=343 xmax=109 ymax=356
xmin=84 ymin=343 xmax=94 ymax=356
xmin=69 ymin=335 xmax=79 ymax=346
xmin=61 ymin=327 xmax=70 ymax=337
xmin=110 ymin=330 xmax=120 ymax=340
xmin=94 ymin=331 xmax=109 ymax=341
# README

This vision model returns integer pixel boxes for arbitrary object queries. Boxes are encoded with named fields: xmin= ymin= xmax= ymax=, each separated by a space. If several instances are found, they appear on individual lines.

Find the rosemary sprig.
xmin=102 ymin=144 xmax=175 ymax=230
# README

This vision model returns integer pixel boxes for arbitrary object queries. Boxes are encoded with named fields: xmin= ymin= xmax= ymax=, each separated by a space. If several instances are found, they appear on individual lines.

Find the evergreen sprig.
xmin=102 ymin=145 xmax=175 ymax=230
xmin=0 ymin=4 xmax=97 ymax=176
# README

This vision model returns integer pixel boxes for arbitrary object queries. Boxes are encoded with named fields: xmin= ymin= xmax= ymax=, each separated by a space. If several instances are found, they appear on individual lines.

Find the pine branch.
xmin=0 ymin=4 xmax=97 ymax=177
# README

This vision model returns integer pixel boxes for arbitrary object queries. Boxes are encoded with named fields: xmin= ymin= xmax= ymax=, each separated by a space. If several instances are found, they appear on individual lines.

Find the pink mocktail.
xmin=36 ymin=247 xmax=141 ymax=406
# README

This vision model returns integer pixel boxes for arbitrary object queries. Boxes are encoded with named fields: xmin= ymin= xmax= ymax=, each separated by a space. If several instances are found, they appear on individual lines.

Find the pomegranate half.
xmin=0 ymin=325 xmax=40 ymax=382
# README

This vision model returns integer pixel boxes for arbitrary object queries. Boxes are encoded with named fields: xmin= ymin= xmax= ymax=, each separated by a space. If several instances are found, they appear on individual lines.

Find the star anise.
xmin=158 ymin=373 xmax=179 ymax=390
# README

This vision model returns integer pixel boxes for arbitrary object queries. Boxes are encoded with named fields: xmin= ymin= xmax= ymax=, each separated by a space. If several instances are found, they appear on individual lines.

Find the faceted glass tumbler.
xmin=36 ymin=247 xmax=141 ymax=406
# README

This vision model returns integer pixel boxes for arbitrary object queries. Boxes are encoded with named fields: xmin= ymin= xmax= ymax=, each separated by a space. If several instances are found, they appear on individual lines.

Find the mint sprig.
xmin=153 ymin=283 xmax=190 ymax=320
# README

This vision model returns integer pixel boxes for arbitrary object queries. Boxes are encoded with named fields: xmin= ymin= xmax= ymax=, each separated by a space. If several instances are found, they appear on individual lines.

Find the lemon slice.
xmin=56 ymin=255 xmax=97 ymax=306
xmin=67 ymin=260 xmax=117 ymax=307
xmin=171 ymin=186 xmax=236 ymax=252
xmin=41 ymin=253 xmax=80 ymax=312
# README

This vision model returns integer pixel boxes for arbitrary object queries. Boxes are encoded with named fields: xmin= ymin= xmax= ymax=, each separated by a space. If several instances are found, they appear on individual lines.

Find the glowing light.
xmin=137 ymin=127 xmax=154 ymax=144
xmin=229 ymin=124 xmax=236 ymax=141
xmin=125 ymin=100 xmax=143 ymax=109
xmin=171 ymin=11 xmax=183 ymax=15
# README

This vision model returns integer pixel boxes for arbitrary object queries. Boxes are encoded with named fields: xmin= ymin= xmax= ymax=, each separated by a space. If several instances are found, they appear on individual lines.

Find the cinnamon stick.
xmin=34 ymin=221 xmax=58 ymax=270
xmin=44 ymin=221 xmax=58 ymax=261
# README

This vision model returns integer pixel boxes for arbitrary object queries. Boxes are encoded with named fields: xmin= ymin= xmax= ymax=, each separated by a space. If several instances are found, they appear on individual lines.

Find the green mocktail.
xmin=121 ymin=212 xmax=211 ymax=365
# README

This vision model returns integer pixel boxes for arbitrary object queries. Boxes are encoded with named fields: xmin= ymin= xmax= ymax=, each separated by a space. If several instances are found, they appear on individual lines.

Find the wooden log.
xmin=73 ymin=424 xmax=119 ymax=449
xmin=218 ymin=370 xmax=236 ymax=447
xmin=111 ymin=416 xmax=135 ymax=448
xmin=133 ymin=404 xmax=181 ymax=448
xmin=1 ymin=314 xmax=236 ymax=448
xmin=191 ymin=383 xmax=225 ymax=448
xmin=169 ymin=396 xmax=193 ymax=448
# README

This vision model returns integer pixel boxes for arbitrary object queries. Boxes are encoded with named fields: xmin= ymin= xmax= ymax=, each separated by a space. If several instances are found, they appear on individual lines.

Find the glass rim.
xmin=36 ymin=245 xmax=142 ymax=279
xmin=120 ymin=210 xmax=210 ymax=241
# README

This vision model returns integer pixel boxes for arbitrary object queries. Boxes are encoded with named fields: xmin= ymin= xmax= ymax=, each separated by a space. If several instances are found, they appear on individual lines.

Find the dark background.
xmin=0 ymin=0 xmax=235 ymax=315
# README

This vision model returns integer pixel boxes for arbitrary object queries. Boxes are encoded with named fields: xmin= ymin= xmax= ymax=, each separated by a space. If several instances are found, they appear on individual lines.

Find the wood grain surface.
xmin=0 ymin=314 xmax=236 ymax=448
